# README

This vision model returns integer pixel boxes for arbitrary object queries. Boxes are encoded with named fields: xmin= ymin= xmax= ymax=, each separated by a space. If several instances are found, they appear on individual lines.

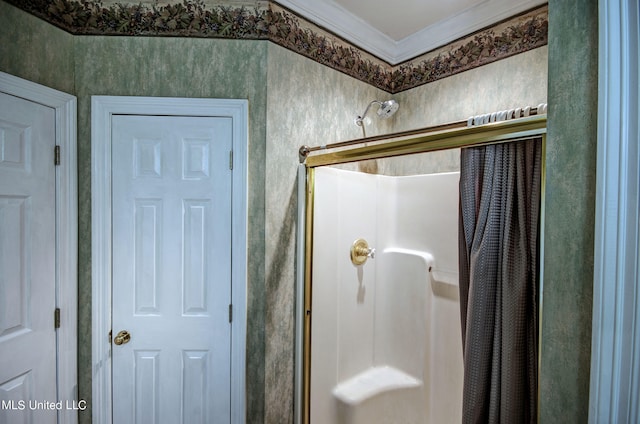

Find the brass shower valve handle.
xmin=350 ymin=239 xmax=375 ymax=265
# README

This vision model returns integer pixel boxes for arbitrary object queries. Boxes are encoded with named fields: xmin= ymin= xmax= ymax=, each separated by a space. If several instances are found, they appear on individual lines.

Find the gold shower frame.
xmin=299 ymin=115 xmax=547 ymax=424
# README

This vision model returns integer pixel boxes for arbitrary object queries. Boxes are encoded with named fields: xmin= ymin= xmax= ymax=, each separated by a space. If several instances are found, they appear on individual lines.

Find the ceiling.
xmin=275 ymin=0 xmax=547 ymax=64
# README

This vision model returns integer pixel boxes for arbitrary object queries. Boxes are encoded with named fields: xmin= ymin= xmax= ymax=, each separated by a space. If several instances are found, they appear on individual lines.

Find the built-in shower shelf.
xmin=332 ymin=366 xmax=422 ymax=405
xmin=383 ymin=247 xmax=459 ymax=288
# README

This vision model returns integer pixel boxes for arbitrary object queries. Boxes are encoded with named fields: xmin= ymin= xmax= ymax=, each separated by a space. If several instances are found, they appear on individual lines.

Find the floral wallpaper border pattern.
xmin=6 ymin=0 xmax=548 ymax=93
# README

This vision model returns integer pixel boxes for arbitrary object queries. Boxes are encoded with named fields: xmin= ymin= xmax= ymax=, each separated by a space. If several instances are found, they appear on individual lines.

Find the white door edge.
xmin=0 ymin=71 xmax=78 ymax=424
xmin=590 ymin=0 xmax=640 ymax=422
xmin=91 ymin=96 xmax=248 ymax=424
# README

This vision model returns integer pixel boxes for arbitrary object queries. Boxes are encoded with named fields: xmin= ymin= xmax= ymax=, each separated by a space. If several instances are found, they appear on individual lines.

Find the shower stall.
xmin=295 ymin=114 xmax=547 ymax=424
xmin=310 ymin=167 xmax=463 ymax=423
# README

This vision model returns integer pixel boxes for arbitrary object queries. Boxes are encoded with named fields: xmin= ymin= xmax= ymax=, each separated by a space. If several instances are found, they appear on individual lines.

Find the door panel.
xmin=111 ymin=115 xmax=232 ymax=424
xmin=0 ymin=92 xmax=57 ymax=424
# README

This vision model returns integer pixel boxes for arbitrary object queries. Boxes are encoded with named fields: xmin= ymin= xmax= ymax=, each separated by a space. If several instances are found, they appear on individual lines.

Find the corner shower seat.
xmin=332 ymin=366 xmax=421 ymax=405
xmin=332 ymin=366 xmax=424 ymax=424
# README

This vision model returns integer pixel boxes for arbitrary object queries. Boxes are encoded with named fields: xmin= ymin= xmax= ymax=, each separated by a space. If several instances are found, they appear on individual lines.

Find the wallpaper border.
xmin=4 ymin=0 xmax=548 ymax=93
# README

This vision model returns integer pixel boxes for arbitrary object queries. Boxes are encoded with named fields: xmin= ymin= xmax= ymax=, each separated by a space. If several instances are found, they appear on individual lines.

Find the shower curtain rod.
xmin=298 ymin=105 xmax=545 ymax=163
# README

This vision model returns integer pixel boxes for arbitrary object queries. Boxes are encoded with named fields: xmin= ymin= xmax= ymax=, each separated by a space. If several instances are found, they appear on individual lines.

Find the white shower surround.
xmin=310 ymin=167 xmax=463 ymax=423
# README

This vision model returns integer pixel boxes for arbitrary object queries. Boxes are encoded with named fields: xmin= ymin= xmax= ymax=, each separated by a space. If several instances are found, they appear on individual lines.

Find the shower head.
xmin=355 ymin=99 xmax=399 ymax=127
xmin=376 ymin=99 xmax=399 ymax=119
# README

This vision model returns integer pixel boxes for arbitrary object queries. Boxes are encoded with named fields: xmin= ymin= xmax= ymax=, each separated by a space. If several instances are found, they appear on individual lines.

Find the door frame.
xmin=91 ymin=96 xmax=248 ymax=423
xmin=589 ymin=0 xmax=640 ymax=421
xmin=0 ymin=71 xmax=78 ymax=424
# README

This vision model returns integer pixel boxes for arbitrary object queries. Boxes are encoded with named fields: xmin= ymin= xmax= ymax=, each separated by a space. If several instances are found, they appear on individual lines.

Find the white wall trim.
xmin=276 ymin=0 xmax=546 ymax=64
xmin=0 ymin=71 xmax=78 ymax=424
xmin=91 ymin=96 xmax=248 ymax=423
xmin=590 ymin=0 xmax=640 ymax=422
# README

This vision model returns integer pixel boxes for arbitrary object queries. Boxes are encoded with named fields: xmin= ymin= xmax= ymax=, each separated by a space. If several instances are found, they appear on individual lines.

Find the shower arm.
xmin=354 ymin=101 xmax=382 ymax=127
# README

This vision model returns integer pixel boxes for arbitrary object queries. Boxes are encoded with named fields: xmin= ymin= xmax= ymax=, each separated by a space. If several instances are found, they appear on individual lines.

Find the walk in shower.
xmin=295 ymin=113 xmax=547 ymax=424
xmin=311 ymin=167 xmax=462 ymax=423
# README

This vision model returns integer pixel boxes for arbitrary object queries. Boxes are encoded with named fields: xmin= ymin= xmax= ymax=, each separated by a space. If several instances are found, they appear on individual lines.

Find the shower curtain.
xmin=458 ymin=137 xmax=542 ymax=424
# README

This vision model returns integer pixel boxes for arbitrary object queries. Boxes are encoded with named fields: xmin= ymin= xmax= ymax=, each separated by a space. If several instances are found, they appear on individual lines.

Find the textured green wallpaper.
xmin=394 ymin=46 xmax=549 ymax=131
xmin=264 ymin=43 xmax=388 ymax=423
xmin=0 ymin=1 xmax=74 ymax=93
xmin=540 ymin=0 xmax=598 ymax=421
xmin=72 ymin=35 xmax=268 ymax=423
xmin=385 ymin=45 xmax=548 ymax=176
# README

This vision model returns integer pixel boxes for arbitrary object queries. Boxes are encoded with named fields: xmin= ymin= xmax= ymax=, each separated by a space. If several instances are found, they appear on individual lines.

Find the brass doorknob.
xmin=113 ymin=330 xmax=131 ymax=346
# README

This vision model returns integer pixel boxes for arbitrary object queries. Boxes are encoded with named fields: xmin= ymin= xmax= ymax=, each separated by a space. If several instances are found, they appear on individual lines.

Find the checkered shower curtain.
xmin=458 ymin=137 xmax=542 ymax=424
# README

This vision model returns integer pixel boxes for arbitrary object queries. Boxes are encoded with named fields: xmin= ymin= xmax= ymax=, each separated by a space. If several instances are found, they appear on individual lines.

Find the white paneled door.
xmin=0 ymin=93 xmax=57 ymax=423
xmin=111 ymin=115 xmax=233 ymax=424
